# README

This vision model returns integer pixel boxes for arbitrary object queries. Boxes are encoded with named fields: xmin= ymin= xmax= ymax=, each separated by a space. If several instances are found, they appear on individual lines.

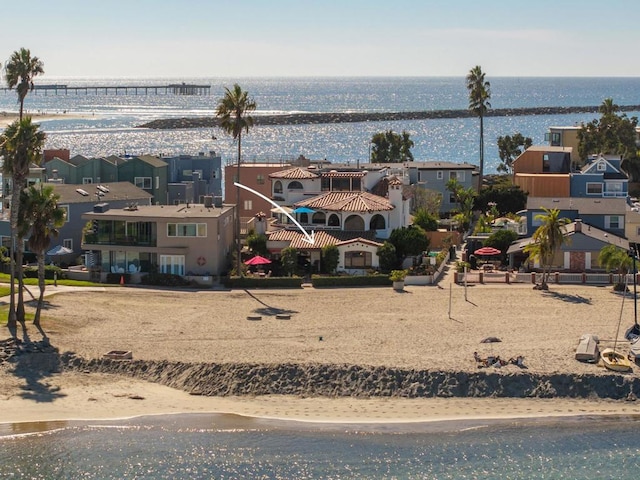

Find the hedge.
xmin=311 ymin=275 xmax=392 ymax=287
xmin=224 ymin=276 xmax=303 ymax=289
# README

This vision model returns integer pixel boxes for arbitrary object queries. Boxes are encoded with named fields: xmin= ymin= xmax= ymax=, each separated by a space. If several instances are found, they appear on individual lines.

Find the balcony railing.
xmin=83 ymin=233 xmax=156 ymax=247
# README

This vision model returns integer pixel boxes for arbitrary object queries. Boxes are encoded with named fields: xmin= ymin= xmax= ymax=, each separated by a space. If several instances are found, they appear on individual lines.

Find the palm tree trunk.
xmin=16 ymin=242 xmax=26 ymax=322
xmin=236 ymin=132 xmax=242 ymax=277
xmin=478 ymin=114 xmax=484 ymax=192
xmin=6 ymin=185 xmax=20 ymax=333
xmin=33 ymin=251 xmax=45 ymax=327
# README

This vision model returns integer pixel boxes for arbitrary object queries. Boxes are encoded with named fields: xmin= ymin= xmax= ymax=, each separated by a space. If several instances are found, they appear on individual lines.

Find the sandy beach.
xmin=3 ymin=280 xmax=640 ymax=427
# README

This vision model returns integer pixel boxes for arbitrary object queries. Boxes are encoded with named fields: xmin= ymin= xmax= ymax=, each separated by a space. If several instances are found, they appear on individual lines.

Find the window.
xmin=160 ymin=255 xmax=185 ymax=276
xmin=59 ymin=205 xmax=69 ymax=223
xmin=244 ymin=200 xmax=253 ymax=211
xmin=449 ymin=171 xmax=457 ymax=181
xmin=274 ymin=181 xmax=283 ymax=194
xmin=542 ymin=154 xmax=550 ymax=172
xmin=167 ymin=223 xmax=207 ymax=237
xmin=597 ymin=162 xmax=606 ymax=171
xmin=155 ymin=176 xmax=159 ymax=189
xmin=437 ymin=171 xmax=443 ymax=180
xmin=63 ymin=238 xmax=73 ymax=250
xmin=134 ymin=177 xmax=152 ymax=189
xmin=345 ymin=251 xmax=372 ymax=269
xmin=288 ymin=181 xmax=303 ymax=190
xmin=449 ymin=193 xmax=456 ymax=204
xmin=256 ymin=174 xmax=265 ymax=185
xmin=606 ymin=215 xmax=621 ymax=229
xmin=586 ymin=183 xmax=603 ymax=195
xmin=82 ymin=177 xmax=93 ymax=184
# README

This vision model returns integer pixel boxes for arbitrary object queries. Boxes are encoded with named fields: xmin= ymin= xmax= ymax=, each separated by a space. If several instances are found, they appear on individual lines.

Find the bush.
xmin=225 ymin=276 xmax=303 ymax=289
xmin=312 ymin=274 xmax=392 ymax=288
xmin=140 ymin=272 xmax=192 ymax=287
xmin=106 ymin=272 xmax=131 ymax=284
xmin=23 ymin=265 xmax=64 ymax=280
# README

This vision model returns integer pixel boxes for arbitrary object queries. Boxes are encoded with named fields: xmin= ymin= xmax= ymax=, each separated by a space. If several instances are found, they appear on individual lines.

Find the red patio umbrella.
xmin=244 ymin=255 xmax=272 ymax=266
xmin=474 ymin=246 xmax=501 ymax=256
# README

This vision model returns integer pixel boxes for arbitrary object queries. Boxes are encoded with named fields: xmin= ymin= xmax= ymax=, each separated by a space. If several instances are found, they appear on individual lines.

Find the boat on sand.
xmin=600 ymin=347 xmax=632 ymax=372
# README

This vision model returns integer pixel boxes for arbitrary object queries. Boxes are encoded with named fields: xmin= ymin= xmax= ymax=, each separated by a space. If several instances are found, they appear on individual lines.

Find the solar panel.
xmin=76 ymin=188 xmax=89 ymax=196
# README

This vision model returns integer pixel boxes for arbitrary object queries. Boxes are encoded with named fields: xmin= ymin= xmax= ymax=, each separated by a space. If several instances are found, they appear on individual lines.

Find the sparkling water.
xmin=2 ymin=414 xmax=640 ymax=479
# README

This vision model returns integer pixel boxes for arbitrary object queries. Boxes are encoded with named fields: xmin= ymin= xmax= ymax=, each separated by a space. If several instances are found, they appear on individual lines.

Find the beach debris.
xmin=474 ymin=352 xmax=526 ymax=369
xmin=480 ymin=336 xmax=501 ymax=343
xmin=103 ymin=350 xmax=133 ymax=360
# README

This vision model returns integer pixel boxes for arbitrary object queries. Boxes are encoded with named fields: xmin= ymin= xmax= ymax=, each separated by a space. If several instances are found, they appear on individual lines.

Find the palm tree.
xmin=0 ymin=118 xmax=47 ymax=331
xmin=215 ymin=84 xmax=256 ymax=276
xmin=599 ymin=97 xmax=619 ymax=117
xmin=466 ymin=66 xmax=491 ymax=192
xmin=21 ymin=184 xmax=66 ymax=327
xmin=523 ymin=207 xmax=570 ymax=289
xmin=4 ymin=48 xmax=44 ymax=120
xmin=599 ymin=244 xmax=632 ymax=291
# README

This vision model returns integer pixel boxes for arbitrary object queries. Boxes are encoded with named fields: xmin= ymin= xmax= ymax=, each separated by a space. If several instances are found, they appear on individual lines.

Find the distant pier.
xmin=0 ymin=83 xmax=210 ymax=96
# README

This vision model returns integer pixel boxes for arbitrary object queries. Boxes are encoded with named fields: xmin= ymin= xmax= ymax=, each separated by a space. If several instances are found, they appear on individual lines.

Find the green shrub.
xmin=225 ymin=276 xmax=303 ymax=289
xmin=312 ymin=275 xmax=392 ymax=287
xmin=140 ymin=272 xmax=191 ymax=287
xmin=23 ymin=265 xmax=64 ymax=280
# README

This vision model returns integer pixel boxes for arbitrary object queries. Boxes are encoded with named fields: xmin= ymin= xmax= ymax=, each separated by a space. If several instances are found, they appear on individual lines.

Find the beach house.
xmin=81 ymin=198 xmax=234 ymax=283
xmin=406 ymin=161 xmax=477 ymax=213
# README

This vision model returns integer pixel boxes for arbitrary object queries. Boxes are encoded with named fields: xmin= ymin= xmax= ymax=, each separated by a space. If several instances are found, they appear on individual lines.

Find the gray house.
xmin=47 ymin=182 xmax=153 ymax=263
xmin=161 ymin=151 xmax=223 ymax=203
xmin=407 ymin=161 xmax=477 ymax=214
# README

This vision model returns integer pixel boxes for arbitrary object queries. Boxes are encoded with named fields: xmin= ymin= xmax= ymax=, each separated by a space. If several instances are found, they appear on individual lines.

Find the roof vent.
xmin=76 ymin=188 xmax=89 ymax=196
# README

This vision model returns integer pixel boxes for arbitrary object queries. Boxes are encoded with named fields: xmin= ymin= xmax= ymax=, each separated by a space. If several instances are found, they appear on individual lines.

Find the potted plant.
xmin=389 ymin=269 xmax=407 ymax=291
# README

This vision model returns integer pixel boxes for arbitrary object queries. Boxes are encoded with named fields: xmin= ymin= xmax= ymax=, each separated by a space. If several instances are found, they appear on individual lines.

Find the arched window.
xmin=288 ymin=181 xmax=303 ymax=190
xmin=312 ymin=212 xmax=326 ymax=225
xmin=370 ymin=214 xmax=386 ymax=230
xmin=274 ymin=181 xmax=283 ymax=194
xmin=328 ymin=214 xmax=340 ymax=227
xmin=300 ymin=213 xmax=309 ymax=223
xmin=344 ymin=215 xmax=364 ymax=230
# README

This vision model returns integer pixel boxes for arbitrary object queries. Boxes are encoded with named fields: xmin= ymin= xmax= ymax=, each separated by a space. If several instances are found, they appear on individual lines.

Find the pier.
xmin=0 ymin=83 xmax=210 ymax=96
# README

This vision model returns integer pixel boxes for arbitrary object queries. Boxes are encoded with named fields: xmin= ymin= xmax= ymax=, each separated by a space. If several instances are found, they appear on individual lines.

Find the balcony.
xmin=83 ymin=233 xmax=157 ymax=247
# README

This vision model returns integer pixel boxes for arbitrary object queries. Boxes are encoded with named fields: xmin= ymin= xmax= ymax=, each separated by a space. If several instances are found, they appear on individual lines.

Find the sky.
xmin=1 ymin=0 xmax=639 ymax=78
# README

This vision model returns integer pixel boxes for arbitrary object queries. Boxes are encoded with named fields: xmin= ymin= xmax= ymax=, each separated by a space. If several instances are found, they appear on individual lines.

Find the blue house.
xmin=525 ymin=196 xmax=627 ymax=238
xmin=406 ymin=161 xmax=477 ymax=214
xmin=570 ymin=154 xmax=628 ymax=199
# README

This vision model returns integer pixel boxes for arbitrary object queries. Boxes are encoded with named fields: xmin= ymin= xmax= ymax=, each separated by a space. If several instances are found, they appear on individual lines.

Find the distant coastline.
xmin=137 ymin=104 xmax=640 ymax=129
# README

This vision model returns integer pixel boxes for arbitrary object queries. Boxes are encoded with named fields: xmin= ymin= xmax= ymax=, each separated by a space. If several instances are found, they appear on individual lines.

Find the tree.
xmin=215 ymin=84 xmax=257 ymax=277
xmin=408 ymin=185 xmax=442 ymax=216
xmin=280 ymin=247 xmax=298 ymax=277
xmin=21 ymin=184 xmax=66 ymax=327
xmin=0 ymin=118 xmax=46 ymax=331
xmin=466 ymin=65 xmax=491 ymax=192
xmin=496 ymin=133 xmax=532 ymax=174
xmin=483 ymin=229 xmax=518 ymax=264
xmin=4 ymin=48 xmax=44 ymax=120
xmin=475 ymin=184 xmax=528 ymax=216
xmin=321 ymin=244 xmax=339 ymax=274
xmin=377 ymin=241 xmax=398 ymax=273
xmin=370 ymin=130 xmax=414 ymax=163
xmin=246 ymin=230 xmax=268 ymax=256
xmin=598 ymin=244 xmax=633 ymax=291
xmin=577 ymin=97 xmax=639 ymax=179
xmin=446 ymin=178 xmax=477 ymax=232
xmin=412 ymin=208 xmax=438 ymax=231
xmin=388 ymin=226 xmax=429 ymax=260
xmin=523 ymin=208 xmax=570 ymax=289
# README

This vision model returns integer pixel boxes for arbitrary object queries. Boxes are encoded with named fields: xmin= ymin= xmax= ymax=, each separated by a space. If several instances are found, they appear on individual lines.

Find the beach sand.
xmin=3 ymin=281 xmax=640 ymax=426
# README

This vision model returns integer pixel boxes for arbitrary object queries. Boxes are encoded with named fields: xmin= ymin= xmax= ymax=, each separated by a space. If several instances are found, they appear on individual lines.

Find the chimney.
xmin=575 ymin=218 xmax=582 ymax=232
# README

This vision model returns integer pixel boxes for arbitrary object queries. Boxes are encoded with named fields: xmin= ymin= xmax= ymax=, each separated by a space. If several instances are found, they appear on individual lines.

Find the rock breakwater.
xmin=60 ymin=355 xmax=640 ymax=400
xmin=137 ymin=105 xmax=640 ymax=130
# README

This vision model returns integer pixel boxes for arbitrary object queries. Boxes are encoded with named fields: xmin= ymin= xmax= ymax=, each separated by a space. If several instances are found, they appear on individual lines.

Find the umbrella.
xmin=244 ymin=255 xmax=272 ymax=266
xmin=292 ymin=207 xmax=316 ymax=214
xmin=474 ymin=246 xmax=501 ymax=256
xmin=47 ymin=245 xmax=73 ymax=256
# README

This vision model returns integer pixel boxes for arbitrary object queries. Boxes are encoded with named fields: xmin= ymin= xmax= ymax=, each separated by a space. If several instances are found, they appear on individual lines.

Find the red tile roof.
xmin=295 ymin=191 xmax=393 ymax=212
xmin=267 ymin=229 xmax=379 ymax=250
xmin=269 ymin=167 xmax=319 ymax=179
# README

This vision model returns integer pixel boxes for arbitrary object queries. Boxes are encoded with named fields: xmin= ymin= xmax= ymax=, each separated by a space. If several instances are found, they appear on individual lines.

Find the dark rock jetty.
xmin=59 ymin=355 xmax=640 ymax=400
xmin=137 ymin=105 xmax=640 ymax=130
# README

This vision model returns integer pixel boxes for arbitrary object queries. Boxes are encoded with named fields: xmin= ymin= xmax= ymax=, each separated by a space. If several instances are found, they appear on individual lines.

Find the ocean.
xmin=2 ymin=76 xmax=640 ymax=171
xmin=2 ymin=414 xmax=640 ymax=478
xmin=3 ymin=76 xmax=640 ymax=477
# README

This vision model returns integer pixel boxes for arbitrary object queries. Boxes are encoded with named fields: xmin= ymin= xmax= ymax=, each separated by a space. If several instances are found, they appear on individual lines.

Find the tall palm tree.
xmin=215 ymin=84 xmax=256 ymax=276
xmin=524 ymin=207 xmax=570 ymax=289
xmin=4 ymin=48 xmax=44 ymax=120
xmin=21 ymin=184 xmax=65 ymax=327
xmin=0 ymin=118 xmax=46 ymax=331
xmin=466 ymin=66 xmax=491 ymax=192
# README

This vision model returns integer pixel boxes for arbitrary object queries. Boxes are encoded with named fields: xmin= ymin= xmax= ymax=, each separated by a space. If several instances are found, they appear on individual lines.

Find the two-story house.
xmin=406 ymin=161 xmax=477 ymax=214
xmin=81 ymin=198 xmax=234 ymax=282
xmin=570 ymin=154 xmax=628 ymax=199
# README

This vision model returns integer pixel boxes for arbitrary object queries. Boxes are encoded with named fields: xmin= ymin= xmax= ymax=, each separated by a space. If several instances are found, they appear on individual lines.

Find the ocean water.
xmin=1 ymin=76 xmax=640 ymax=172
xmin=2 ymin=414 xmax=640 ymax=479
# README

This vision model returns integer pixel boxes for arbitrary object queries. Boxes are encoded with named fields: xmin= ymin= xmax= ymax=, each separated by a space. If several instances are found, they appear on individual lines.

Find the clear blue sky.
xmin=1 ymin=0 xmax=638 ymax=78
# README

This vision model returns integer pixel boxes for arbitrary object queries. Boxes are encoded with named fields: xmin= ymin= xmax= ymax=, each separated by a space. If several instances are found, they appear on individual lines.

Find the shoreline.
xmin=0 ymin=111 xmax=95 ymax=128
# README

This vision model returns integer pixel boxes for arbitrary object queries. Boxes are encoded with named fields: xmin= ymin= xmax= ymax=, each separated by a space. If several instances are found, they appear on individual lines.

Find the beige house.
xmin=82 ymin=200 xmax=235 ymax=282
